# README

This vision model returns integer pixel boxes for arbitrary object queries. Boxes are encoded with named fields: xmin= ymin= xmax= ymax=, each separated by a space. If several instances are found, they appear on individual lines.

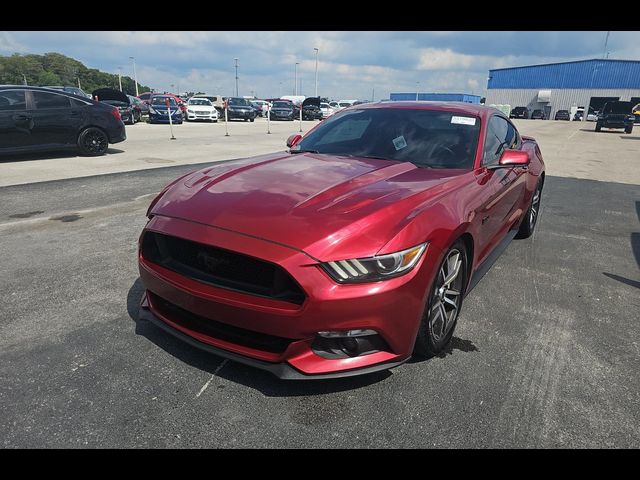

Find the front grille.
xmin=141 ymin=231 xmax=305 ymax=305
xmin=149 ymin=292 xmax=293 ymax=354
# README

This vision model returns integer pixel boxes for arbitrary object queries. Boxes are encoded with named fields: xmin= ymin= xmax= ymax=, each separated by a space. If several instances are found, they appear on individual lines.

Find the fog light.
xmin=340 ymin=337 xmax=359 ymax=356
xmin=317 ymin=329 xmax=377 ymax=338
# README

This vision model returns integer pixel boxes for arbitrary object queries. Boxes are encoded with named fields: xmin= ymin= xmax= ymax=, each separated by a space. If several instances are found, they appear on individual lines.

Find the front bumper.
xmin=187 ymin=111 xmax=218 ymax=121
xmin=138 ymin=215 xmax=440 ymax=379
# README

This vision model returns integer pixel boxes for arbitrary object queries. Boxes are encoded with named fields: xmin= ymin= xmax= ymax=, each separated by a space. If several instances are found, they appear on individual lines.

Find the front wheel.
xmin=625 ymin=125 xmax=633 ymax=134
xmin=414 ymin=241 xmax=467 ymax=357
xmin=250 ymin=118 xmax=255 ymax=122
xmin=595 ymin=123 xmax=602 ymax=132
xmin=77 ymin=127 xmax=109 ymax=156
xmin=516 ymin=179 xmax=543 ymax=239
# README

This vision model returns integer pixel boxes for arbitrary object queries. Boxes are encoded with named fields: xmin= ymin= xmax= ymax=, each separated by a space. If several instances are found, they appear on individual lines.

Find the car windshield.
xmin=338 ymin=102 xmax=351 ymax=107
xmin=272 ymin=101 xmax=292 ymax=108
xmin=229 ymin=98 xmax=250 ymax=106
xmin=189 ymin=99 xmax=212 ymax=106
xmin=603 ymin=102 xmax=632 ymax=114
xmin=321 ymin=103 xmax=330 ymax=108
xmin=152 ymin=96 xmax=177 ymax=106
xmin=294 ymin=108 xmax=481 ymax=169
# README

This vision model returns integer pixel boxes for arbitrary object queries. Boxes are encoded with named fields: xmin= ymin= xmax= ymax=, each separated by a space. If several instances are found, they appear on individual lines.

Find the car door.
xmin=474 ymin=115 xmax=528 ymax=263
xmin=28 ymin=90 xmax=83 ymax=147
xmin=0 ymin=89 xmax=32 ymax=151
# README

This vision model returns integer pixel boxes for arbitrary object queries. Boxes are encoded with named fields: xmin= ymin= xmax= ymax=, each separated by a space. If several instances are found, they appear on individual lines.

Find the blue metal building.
xmin=485 ymin=59 xmax=640 ymax=120
xmin=390 ymin=92 xmax=481 ymax=103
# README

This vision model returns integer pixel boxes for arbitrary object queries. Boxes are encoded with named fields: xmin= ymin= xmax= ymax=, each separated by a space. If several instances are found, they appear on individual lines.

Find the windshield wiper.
xmin=291 ymin=149 xmax=320 ymax=154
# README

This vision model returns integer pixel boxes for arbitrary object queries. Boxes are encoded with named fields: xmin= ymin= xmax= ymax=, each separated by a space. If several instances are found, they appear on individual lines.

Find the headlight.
xmin=148 ymin=106 xmax=157 ymax=114
xmin=187 ymin=109 xmax=194 ymax=113
xmin=320 ymin=243 xmax=428 ymax=283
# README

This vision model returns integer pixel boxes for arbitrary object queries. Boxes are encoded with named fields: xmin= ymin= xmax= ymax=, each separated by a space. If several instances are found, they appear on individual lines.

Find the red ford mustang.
xmin=138 ymin=102 xmax=545 ymax=379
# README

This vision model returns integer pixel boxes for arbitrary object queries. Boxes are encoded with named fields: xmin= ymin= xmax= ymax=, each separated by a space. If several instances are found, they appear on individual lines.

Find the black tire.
xmin=595 ymin=123 xmax=602 ymax=132
xmin=516 ymin=179 xmax=543 ymax=239
xmin=250 ymin=118 xmax=255 ymax=122
xmin=625 ymin=125 xmax=633 ymax=134
xmin=77 ymin=127 xmax=109 ymax=156
xmin=414 ymin=240 xmax=468 ymax=357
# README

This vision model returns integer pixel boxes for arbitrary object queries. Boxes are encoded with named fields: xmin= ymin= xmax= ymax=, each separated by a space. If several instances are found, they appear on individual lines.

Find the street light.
xmin=118 ymin=67 xmax=122 ymax=92
xmin=416 ymin=81 xmax=420 ymax=101
xmin=129 ymin=56 xmax=139 ymax=96
xmin=294 ymin=62 xmax=299 ymax=95
xmin=234 ymin=58 xmax=239 ymax=97
xmin=314 ymin=47 xmax=319 ymax=97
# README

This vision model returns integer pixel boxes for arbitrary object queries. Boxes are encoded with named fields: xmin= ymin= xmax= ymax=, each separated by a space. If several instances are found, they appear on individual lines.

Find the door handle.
xmin=13 ymin=114 xmax=32 ymax=121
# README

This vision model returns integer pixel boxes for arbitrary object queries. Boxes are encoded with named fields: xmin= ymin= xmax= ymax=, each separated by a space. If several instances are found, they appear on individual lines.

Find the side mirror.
xmin=489 ymin=149 xmax=530 ymax=169
xmin=286 ymin=134 xmax=302 ymax=148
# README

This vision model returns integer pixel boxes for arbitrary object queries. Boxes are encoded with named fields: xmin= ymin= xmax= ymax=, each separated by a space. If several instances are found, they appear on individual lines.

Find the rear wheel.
xmin=414 ymin=241 xmax=467 ymax=357
xmin=595 ymin=123 xmax=602 ymax=132
xmin=625 ymin=125 xmax=633 ymax=134
xmin=250 ymin=118 xmax=255 ymax=122
xmin=77 ymin=127 xmax=108 ymax=156
xmin=516 ymin=179 xmax=543 ymax=239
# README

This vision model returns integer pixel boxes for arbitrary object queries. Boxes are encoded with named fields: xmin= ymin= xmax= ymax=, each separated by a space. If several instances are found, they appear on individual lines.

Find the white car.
xmin=337 ymin=99 xmax=357 ymax=109
xmin=320 ymin=102 xmax=335 ymax=118
xmin=251 ymin=100 xmax=271 ymax=117
xmin=586 ymin=111 xmax=598 ymax=122
xmin=185 ymin=98 xmax=219 ymax=122
xmin=329 ymin=101 xmax=340 ymax=110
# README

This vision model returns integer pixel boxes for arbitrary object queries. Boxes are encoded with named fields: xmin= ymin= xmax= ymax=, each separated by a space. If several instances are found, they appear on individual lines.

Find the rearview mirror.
xmin=286 ymin=134 xmax=302 ymax=148
xmin=489 ymin=149 xmax=530 ymax=169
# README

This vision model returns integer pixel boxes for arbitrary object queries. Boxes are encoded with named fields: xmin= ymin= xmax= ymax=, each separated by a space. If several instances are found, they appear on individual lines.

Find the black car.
xmin=531 ymin=109 xmax=546 ymax=120
xmin=128 ymin=95 xmax=149 ymax=121
xmin=93 ymin=88 xmax=137 ymax=125
xmin=43 ymin=85 xmax=92 ymax=99
xmin=0 ymin=85 xmax=125 ymax=156
xmin=270 ymin=100 xmax=299 ymax=121
xmin=509 ymin=106 xmax=529 ymax=119
xmin=554 ymin=110 xmax=570 ymax=121
xmin=225 ymin=97 xmax=256 ymax=122
xmin=596 ymin=101 xmax=634 ymax=133
xmin=301 ymin=96 xmax=323 ymax=120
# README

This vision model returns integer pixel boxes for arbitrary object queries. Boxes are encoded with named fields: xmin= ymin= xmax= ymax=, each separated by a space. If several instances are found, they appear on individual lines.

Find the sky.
xmin=1 ymin=31 xmax=639 ymax=100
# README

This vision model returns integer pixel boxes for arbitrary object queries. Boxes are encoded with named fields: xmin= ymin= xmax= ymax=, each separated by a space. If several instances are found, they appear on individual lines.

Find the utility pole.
xmin=129 ymin=56 xmax=139 ymax=96
xmin=118 ymin=67 xmax=122 ymax=91
xmin=314 ymin=47 xmax=319 ymax=97
xmin=234 ymin=58 xmax=239 ymax=97
xmin=603 ymin=31 xmax=611 ymax=59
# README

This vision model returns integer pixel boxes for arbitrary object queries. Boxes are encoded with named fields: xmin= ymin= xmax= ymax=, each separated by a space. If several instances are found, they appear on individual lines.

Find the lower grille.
xmin=149 ymin=292 xmax=293 ymax=354
xmin=141 ymin=231 xmax=305 ymax=305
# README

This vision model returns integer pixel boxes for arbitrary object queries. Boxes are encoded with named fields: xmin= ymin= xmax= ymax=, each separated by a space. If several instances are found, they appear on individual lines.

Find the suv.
xmin=554 ymin=110 xmax=570 ymax=121
xmin=509 ymin=106 xmax=529 ymax=119
xmin=531 ymin=109 xmax=546 ymax=120
xmin=595 ymin=101 xmax=634 ymax=133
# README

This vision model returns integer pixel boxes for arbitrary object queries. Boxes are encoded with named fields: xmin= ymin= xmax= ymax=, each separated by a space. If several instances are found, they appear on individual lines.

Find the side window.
xmin=71 ymin=98 xmax=89 ymax=108
xmin=33 ymin=91 xmax=71 ymax=109
xmin=0 ymin=90 xmax=27 ymax=111
xmin=483 ymin=116 xmax=518 ymax=166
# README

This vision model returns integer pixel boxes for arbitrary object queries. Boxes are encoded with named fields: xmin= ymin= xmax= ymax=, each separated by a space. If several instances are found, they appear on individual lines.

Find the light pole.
xmin=118 ymin=67 xmax=122 ymax=92
xmin=294 ymin=62 xmax=299 ymax=95
xmin=234 ymin=58 xmax=239 ymax=97
xmin=416 ymin=81 xmax=420 ymax=101
xmin=314 ymin=47 xmax=319 ymax=97
xmin=129 ymin=56 xmax=139 ymax=96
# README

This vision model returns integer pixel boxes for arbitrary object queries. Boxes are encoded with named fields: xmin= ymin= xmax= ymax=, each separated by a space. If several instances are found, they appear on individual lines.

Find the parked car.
xmin=43 ymin=85 xmax=92 ymax=99
xmin=138 ymin=102 xmax=545 ymax=379
xmin=128 ymin=95 xmax=149 ymax=121
xmin=337 ymin=100 xmax=357 ymax=109
xmin=573 ymin=108 xmax=584 ymax=121
xmin=554 ymin=110 xmax=570 ymax=121
xmin=329 ymin=101 xmax=340 ymax=110
xmin=185 ymin=97 xmax=219 ymax=122
xmin=251 ymin=100 xmax=270 ymax=117
xmin=92 ymin=88 xmax=136 ymax=125
xmin=148 ymin=95 xmax=183 ymax=124
xmin=509 ymin=106 xmax=529 ymax=119
xmin=320 ymin=102 xmax=335 ymax=118
xmin=595 ymin=101 xmax=634 ymax=133
xmin=633 ymin=103 xmax=640 ymax=123
xmin=190 ymin=94 xmax=225 ymax=114
xmin=269 ymin=100 xmax=298 ymax=121
xmin=531 ymin=109 xmax=546 ymax=120
xmin=586 ymin=111 xmax=598 ymax=121
xmin=301 ymin=96 xmax=323 ymax=120
xmin=139 ymin=92 xmax=187 ymax=113
xmin=224 ymin=97 xmax=256 ymax=122
xmin=0 ymin=85 xmax=125 ymax=156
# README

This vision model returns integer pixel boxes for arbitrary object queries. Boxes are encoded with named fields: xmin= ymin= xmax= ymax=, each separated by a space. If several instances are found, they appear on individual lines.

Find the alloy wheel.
xmin=429 ymin=249 xmax=464 ymax=342
xmin=83 ymin=130 xmax=107 ymax=155
xmin=529 ymin=186 xmax=541 ymax=229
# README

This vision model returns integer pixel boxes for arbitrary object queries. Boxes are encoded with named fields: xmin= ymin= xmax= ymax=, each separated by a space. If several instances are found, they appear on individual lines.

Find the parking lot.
xmin=1 ymin=118 xmax=639 ymax=448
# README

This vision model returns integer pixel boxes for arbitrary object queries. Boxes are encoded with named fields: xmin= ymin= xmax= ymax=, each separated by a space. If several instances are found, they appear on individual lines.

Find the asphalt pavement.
xmin=1 ymin=163 xmax=639 ymax=447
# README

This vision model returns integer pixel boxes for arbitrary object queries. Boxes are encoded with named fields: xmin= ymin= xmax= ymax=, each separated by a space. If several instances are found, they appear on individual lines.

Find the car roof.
xmin=352 ymin=101 xmax=499 ymax=120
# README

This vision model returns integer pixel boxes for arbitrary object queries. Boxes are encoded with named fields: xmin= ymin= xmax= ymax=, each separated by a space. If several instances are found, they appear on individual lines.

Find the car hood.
xmin=151 ymin=104 xmax=179 ymax=111
xmin=150 ymin=152 xmax=469 ymax=261
xmin=92 ymin=88 xmax=130 ymax=104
